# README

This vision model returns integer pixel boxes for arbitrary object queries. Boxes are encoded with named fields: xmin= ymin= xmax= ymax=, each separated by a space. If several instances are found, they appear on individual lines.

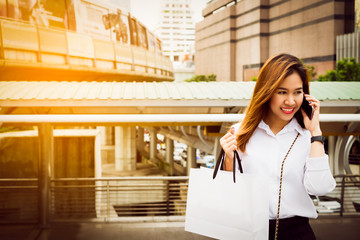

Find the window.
xmin=137 ymin=23 xmax=148 ymax=49
xmin=86 ymin=7 xmax=103 ymax=23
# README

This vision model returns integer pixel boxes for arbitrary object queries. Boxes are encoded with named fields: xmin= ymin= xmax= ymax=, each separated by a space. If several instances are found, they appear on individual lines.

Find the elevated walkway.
xmin=0 ymin=18 xmax=173 ymax=82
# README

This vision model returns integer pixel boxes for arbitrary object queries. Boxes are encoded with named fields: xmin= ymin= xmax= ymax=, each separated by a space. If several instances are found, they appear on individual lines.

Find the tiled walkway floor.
xmin=1 ymin=216 xmax=360 ymax=240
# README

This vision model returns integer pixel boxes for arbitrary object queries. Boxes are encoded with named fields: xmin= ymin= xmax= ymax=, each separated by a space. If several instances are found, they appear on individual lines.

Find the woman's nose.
xmin=285 ymin=95 xmax=296 ymax=105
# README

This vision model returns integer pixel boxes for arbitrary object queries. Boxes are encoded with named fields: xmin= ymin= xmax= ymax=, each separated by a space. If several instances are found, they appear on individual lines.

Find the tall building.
xmin=356 ymin=0 xmax=360 ymax=32
xmin=195 ymin=0 xmax=355 ymax=82
xmin=155 ymin=0 xmax=196 ymax=81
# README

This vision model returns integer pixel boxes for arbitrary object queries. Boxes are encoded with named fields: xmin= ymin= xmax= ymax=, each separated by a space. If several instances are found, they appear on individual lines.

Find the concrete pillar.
xmin=97 ymin=126 xmax=115 ymax=165
xmin=115 ymin=126 xmax=136 ymax=171
xmin=38 ymin=123 xmax=53 ymax=227
xmin=137 ymin=127 xmax=144 ymax=151
xmin=94 ymin=129 xmax=102 ymax=178
xmin=150 ymin=129 xmax=157 ymax=159
xmin=165 ymin=137 xmax=174 ymax=175
xmin=328 ymin=136 xmax=336 ymax=175
xmin=187 ymin=146 xmax=197 ymax=175
xmin=98 ymin=126 xmax=105 ymax=145
xmin=98 ymin=126 xmax=114 ymax=146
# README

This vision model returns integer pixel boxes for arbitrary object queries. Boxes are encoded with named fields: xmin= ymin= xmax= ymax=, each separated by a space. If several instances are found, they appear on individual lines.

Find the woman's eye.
xmin=278 ymin=91 xmax=286 ymax=95
xmin=295 ymin=91 xmax=303 ymax=95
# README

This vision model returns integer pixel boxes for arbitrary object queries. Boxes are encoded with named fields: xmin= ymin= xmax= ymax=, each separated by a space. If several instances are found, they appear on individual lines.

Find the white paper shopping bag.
xmin=185 ymin=167 xmax=269 ymax=240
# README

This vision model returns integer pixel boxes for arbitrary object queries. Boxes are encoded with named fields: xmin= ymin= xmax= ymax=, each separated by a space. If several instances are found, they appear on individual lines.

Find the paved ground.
xmin=1 ymin=216 xmax=360 ymax=240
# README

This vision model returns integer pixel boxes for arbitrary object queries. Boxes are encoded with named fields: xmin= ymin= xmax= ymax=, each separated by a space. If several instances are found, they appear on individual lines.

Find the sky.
xmin=130 ymin=0 xmax=208 ymax=31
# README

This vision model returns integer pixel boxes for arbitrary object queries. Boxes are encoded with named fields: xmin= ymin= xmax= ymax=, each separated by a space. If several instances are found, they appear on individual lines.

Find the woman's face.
xmin=267 ymin=72 xmax=304 ymax=125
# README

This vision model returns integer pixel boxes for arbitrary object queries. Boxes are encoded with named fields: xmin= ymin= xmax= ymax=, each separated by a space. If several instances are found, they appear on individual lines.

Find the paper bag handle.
xmin=212 ymin=149 xmax=243 ymax=183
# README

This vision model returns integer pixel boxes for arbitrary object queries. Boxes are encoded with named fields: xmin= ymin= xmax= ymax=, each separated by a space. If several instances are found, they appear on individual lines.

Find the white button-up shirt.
xmin=233 ymin=118 xmax=336 ymax=219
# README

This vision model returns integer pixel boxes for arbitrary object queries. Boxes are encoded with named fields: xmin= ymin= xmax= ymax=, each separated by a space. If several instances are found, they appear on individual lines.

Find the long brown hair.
xmin=236 ymin=53 xmax=309 ymax=152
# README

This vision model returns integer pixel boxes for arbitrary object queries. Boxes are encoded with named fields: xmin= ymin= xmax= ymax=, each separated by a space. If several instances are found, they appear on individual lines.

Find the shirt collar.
xmin=258 ymin=118 xmax=306 ymax=136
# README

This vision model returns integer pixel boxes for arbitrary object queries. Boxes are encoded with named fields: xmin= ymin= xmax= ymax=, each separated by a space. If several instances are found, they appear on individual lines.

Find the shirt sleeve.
xmin=304 ymin=155 xmax=336 ymax=196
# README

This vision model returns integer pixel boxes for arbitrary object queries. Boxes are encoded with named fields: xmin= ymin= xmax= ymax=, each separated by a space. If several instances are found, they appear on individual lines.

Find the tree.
xmin=185 ymin=74 xmax=217 ymax=82
xmin=304 ymin=64 xmax=317 ymax=80
xmin=317 ymin=58 xmax=360 ymax=81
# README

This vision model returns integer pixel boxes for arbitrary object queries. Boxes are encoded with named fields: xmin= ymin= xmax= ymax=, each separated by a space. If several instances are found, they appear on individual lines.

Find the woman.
xmin=220 ymin=53 xmax=336 ymax=239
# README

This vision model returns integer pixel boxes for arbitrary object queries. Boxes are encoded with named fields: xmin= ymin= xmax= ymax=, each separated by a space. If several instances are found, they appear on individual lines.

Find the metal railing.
xmin=0 ymin=178 xmax=39 ymax=223
xmin=337 ymin=175 xmax=360 ymax=216
xmin=1 ymin=175 xmax=360 ymax=223
xmin=314 ymin=175 xmax=360 ymax=217
xmin=50 ymin=176 xmax=188 ymax=222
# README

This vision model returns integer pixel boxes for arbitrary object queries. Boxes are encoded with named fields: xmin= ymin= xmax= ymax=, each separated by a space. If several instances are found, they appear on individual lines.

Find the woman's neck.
xmin=263 ymin=116 xmax=290 ymax=135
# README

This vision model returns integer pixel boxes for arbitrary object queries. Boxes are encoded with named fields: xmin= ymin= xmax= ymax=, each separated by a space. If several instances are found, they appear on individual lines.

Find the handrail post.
xmin=166 ymin=180 xmax=170 ymax=216
xmin=106 ymin=180 xmax=110 ymax=222
xmin=38 ymin=123 xmax=53 ymax=227
xmin=340 ymin=176 xmax=346 ymax=216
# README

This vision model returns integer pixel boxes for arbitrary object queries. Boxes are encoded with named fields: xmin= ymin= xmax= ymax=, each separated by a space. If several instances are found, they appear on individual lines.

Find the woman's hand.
xmin=301 ymin=94 xmax=325 ymax=157
xmin=219 ymin=127 xmax=237 ymax=171
xmin=301 ymin=94 xmax=322 ymax=136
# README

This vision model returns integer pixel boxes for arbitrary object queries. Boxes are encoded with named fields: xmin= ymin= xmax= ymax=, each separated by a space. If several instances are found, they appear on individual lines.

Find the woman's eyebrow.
xmin=277 ymin=87 xmax=303 ymax=90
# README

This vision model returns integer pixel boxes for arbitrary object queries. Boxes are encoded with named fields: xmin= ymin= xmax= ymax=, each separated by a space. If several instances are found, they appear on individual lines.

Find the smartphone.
xmin=301 ymin=95 xmax=313 ymax=120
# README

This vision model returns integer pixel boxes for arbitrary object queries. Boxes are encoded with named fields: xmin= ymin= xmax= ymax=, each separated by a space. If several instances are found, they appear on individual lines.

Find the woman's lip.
xmin=281 ymin=108 xmax=294 ymax=114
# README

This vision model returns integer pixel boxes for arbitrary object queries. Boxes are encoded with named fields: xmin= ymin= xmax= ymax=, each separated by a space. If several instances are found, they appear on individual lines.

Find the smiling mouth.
xmin=281 ymin=108 xmax=295 ymax=114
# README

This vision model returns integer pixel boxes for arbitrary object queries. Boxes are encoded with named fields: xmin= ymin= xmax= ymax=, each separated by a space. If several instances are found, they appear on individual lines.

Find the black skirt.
xmin=269 ymin=216 xmax=316 ymax=240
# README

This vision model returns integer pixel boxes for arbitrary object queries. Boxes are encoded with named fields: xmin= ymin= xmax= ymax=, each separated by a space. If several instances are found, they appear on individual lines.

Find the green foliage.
xmin=207 ymin=74 xmax=217 ymax=82
xmin=317 ymin=58 xmax=360 ymax=81
xmin=304 ymin=64 xmax=317 ymax=80
xmin=185 ymin=74 xmax=217 ymax=82
xmin=299 ymin=59 xmax=317 ymax=81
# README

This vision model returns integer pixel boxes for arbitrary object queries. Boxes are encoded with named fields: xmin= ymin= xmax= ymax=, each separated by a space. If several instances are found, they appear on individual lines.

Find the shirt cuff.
xmin=306 ymin=155 xmax=331 ymax=171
